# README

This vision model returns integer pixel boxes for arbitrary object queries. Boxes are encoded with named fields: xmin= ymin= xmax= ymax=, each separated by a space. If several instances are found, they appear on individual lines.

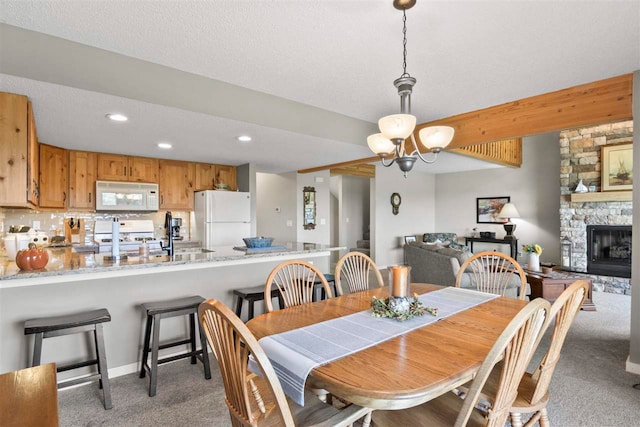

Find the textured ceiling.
xmin=1 ymin=0 xmax=639 ymax=173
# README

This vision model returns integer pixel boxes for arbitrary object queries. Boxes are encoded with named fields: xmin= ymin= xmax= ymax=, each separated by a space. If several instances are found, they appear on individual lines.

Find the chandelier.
xmin=367 ymin=0 xmax=454 ymax=177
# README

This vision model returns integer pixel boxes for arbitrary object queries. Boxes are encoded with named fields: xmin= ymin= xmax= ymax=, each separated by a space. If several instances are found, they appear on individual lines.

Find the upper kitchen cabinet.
xmin=39 ymin=143 xmax=68 ymax=208
xmin=0 ymin=92 xmax=39 ymax=208
xmin=195 ymin=163 xmax=216 ymax=190
xmin=215 ymin=165 xmax=237 ymax=191
xmin=97 ymin=154 xmax=158 ymax=183
xmin=68 ymin=150 xmax=97 ymax=210
xmin=159 ymin=160 xmax=195 ymax=210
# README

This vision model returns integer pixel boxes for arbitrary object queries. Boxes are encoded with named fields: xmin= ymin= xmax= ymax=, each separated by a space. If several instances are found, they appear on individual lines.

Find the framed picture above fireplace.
xmin=602 ymin=143 xmax=633 ymax=191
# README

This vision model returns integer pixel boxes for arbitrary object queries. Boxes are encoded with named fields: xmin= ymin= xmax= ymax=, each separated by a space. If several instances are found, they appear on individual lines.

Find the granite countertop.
xmin=0 ymin=242 xmax=339 ymax=282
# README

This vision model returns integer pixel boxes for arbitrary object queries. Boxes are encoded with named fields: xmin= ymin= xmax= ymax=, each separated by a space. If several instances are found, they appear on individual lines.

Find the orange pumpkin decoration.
xmin=16 ymin=243 xmax=49 ymax=271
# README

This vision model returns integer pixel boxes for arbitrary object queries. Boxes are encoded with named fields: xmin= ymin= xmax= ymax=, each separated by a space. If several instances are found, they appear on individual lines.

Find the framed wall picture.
xmin=476 ymin=196 xmax=510 ymax=224
xmin=404 ymin=235 xmax=417 ymax=244
xmin=602 ymin=143 xmax=633 ymax=191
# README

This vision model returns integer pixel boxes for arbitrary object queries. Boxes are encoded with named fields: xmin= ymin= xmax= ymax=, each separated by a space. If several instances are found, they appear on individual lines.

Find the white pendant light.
xmin=367 ymin=0 xmax=454 ymax=177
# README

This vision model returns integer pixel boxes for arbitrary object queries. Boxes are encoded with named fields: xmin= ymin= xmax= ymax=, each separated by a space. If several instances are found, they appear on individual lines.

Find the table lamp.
xmin=498 ymin=202 xmax=520 ymax=239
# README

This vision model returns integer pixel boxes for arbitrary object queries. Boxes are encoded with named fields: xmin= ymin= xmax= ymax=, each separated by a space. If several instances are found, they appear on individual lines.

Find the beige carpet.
xmin=58 ymin=291 xmax=639 ymax=426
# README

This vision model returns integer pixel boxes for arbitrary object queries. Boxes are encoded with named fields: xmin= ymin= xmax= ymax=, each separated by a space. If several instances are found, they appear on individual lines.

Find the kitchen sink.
xmin=175 ymin=248 xmax=215 ymax=254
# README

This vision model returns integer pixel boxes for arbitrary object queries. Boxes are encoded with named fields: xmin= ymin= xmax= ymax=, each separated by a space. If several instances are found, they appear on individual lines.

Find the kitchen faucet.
xmin=163 ymin=211 xmax=174 ymax=256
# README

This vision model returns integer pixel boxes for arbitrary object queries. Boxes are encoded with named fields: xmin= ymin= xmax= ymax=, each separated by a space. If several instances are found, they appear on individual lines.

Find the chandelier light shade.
xmin=418 ymin=125 xmax=455 ymax=150
xmin=367 ymin=133 xmax=395 ymax=155
xmin=368 ymin=0 xmax=455 ymax=177
xmin=378 ymin=114 xmax=417 ymax=141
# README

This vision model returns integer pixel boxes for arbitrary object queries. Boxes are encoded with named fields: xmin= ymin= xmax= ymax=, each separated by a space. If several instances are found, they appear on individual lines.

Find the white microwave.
xmin=95 ymin=181 xmax=159 ymax=212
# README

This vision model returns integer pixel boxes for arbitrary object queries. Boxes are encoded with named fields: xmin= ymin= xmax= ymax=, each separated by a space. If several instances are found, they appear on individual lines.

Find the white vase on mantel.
xmin=528 ymin=253 xmax=541 ymax=272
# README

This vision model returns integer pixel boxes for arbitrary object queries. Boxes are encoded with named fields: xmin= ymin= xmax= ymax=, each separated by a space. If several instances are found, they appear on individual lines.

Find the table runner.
xmin=249 ymin=287 xmax=498 ymax=405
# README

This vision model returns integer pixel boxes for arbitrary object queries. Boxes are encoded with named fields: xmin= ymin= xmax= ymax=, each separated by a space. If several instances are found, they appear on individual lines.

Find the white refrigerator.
xmin=193 ymin=191 xmax=251 ymax=249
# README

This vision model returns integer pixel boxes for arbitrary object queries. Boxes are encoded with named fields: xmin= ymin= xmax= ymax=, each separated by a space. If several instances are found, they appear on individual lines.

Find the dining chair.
xmin=371 ymin=298 xmax=551 ymax=427
xmin=334 ymin=251 xmax=384 ymax=296
xmin=264 ymin=260 xmax=333 ymax=312
xmin=474 ymin=280 xmax=590 ymax=427
xmin=456 ymin=251 xmax=527 ymax=300
xmin=198 ymin=298 xmax=371 ymax=427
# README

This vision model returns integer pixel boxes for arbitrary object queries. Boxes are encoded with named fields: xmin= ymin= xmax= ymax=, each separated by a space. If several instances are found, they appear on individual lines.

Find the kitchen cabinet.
xmin=159 ymin=160 xmax=195 ymax=210
xmin=195 ymin=163 xmax=216 ymax=190
xmin=68 ymin=150 xmax=97 ymax=210
xmin=195 ymin=163 xmax=238 ymax=191
xmin=215 ymin=165 xmax=237 ymax=191
xmin=97 ymin=154 xmax=158 ymax=183
xmin=0 ymin=92 xmax=39 ymax=207
xmin=39 ymin=144 xmax=68 ymax=208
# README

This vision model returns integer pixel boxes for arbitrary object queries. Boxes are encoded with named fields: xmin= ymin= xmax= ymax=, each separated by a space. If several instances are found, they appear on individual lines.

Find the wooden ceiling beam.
xmin=298 ymin=73 xmax=633 ymax=174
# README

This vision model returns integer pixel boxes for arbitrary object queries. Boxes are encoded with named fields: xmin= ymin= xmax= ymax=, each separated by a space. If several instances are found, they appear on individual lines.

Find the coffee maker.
xmin=170 ymin=217 xmax=183 ymax=240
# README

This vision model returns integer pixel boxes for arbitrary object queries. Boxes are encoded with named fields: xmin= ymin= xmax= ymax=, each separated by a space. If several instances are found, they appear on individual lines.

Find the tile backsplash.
xmin=0 ymin=208 xmax=193 ymax=243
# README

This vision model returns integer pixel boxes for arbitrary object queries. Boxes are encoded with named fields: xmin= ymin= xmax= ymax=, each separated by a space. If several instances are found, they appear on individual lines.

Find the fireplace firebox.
xmin=587 ymin=225 xmax=631 ymax=278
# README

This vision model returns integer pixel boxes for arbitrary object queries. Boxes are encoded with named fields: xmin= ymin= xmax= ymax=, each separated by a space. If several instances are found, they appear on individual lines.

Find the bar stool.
xmin=139 ymin=295 xmax=211 ymax=397
xmin=233 ymin=285 xmax=284 ymax=322
xmin=314 ymin=273 xmax=338 ymax=301
xmin=24 ymin=308 xmax=113 ymax=409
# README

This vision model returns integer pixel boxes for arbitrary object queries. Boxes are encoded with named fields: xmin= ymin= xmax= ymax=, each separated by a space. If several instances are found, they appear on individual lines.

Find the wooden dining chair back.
xmin=502 ymin=280 xmax=589 ymax=427
xmin=199 ymin=299 xmax=293 ymax=426
xmin=335 ymin=251 xmax=384 ymax=296
xmin=454 ymin=298 xmax=550 ymax=427
xmin=456 ymin=251 xmax=527 ymax=300
xmin=264 ymin=260 xmax=332 ymax=312
xmin=199 ymin=299 xmax=370 ymax=427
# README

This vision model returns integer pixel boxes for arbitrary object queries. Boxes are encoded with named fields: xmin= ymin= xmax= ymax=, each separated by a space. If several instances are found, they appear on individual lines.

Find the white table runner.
xmin=249 ymin=287 xmax=498 ymax=405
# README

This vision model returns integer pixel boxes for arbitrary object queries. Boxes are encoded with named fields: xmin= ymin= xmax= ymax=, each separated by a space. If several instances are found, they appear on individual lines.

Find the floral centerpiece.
xmin=523 ymin=244 xmax=543 ymax=271
xmin=522 ymin=244 xmax=543 ymax=255
xmin=371 ymin=294 xmax=438 ymax=321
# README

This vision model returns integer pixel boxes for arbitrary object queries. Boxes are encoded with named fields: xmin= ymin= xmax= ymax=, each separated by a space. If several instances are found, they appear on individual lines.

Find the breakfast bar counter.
xmin=0 ymin=242 xmax=335 ymax=287
xmin=0 ymin=242 xmax=338 ymax=377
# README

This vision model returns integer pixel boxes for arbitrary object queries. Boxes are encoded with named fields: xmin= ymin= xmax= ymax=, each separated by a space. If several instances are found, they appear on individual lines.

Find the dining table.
xmin=246 ymin=283 xmax=527 ymax=410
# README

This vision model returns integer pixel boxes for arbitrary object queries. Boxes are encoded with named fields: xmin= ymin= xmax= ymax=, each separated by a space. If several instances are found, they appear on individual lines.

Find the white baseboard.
xmin=626 ymin=355 xmax=640 ymax=375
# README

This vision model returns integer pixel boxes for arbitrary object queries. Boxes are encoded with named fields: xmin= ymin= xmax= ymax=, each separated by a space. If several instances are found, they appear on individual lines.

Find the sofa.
xmin=405 ymin=240 xmax=523 ymax=298
xmin=405 ymin=241 xmax=472 ymax=287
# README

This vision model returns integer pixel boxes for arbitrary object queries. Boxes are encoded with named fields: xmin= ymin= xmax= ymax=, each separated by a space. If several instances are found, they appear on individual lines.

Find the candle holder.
xmin=370 ymin=265 xmax=437 ymax=321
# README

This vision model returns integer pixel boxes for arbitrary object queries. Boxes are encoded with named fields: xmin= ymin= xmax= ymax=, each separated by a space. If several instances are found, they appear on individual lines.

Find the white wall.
xmin=434 ymin=132 xmax=561 ymax=263
xmin=372 ymin=165 xmax=436 ymax=267
xmin=340 ymin=175 xmax=370 ymax=251
xmin=256 ymin=172 xmax=297 ymax=243
xmin=297 ymin=170 xmax=331 ymax=244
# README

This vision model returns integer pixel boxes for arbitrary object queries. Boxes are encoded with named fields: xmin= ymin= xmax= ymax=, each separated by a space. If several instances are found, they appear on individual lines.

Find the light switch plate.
xmin=320 ymin=218 xmax=326 ymax=225
xmin=32 ymin=220 xmax=41 ymax=230
xmin=286 ymin=220 xmax=293 ymax=227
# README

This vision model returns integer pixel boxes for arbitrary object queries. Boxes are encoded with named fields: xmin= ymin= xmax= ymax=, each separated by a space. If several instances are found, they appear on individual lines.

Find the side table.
xmin=525 ymin=271 xmax=596 ymax=311
xmin=464 ymin=236 xmax=518 ymax=260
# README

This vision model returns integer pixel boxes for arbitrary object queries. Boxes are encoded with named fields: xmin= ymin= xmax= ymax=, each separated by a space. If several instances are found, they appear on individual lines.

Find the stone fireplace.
xmin=559 ymin=120 xmax=633 ymax=294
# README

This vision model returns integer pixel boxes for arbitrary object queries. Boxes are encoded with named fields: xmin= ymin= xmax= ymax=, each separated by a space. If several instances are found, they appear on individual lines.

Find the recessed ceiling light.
xmin=106 ymin=113 xmax=128 ymax=122
xmin=157 ymin=142 xmax=172 ymax=149
xmin=237 ymin=135 xmax=252 ymax=142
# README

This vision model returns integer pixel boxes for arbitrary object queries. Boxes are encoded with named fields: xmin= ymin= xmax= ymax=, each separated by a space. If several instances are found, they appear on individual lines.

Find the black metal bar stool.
xmin=314 ymin=273 xmax=338 ymax=301
xmin=24 ymin=308 xmax=113 ymax=409
xmin=233 ymin=285 xmax=284 ymax=322
xmin=139 ymin=295 xmax=211 ymax=397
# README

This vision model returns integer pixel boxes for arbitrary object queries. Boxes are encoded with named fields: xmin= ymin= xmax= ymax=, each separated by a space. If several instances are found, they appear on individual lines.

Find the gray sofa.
xmin=405 ymin=241 xmax=523 ymax=298
xmin=405 ymin=241 xmax=472 ymax=287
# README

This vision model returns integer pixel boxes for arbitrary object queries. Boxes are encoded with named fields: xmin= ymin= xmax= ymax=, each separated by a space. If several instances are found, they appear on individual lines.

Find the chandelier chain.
xmin=401 ymin=9 xmax=410 ymax=77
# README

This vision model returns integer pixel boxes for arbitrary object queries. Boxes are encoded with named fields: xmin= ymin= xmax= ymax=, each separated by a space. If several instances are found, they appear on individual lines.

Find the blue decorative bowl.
xmin=243 ymin=237 xmax=274 ymax=248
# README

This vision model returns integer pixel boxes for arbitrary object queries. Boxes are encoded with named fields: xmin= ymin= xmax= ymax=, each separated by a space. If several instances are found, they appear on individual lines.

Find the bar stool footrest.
xmin=158 ymin=338 xmax=191 ymax=350
xmin=57 ymin=373 xmax=102 ymax=389
xmin=57 ymin=359 xmax=98 ymax=372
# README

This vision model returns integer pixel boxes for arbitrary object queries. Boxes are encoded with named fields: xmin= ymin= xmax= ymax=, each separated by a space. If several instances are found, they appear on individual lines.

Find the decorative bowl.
xmin=215 ymin=183 xmax=229 ymax=190
xmin=243 ymin=237 xmax=274 ymax=248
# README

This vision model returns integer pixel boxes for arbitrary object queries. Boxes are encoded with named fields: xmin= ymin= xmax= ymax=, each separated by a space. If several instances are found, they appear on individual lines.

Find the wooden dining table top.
xmin=0 ymin=363 xmax=59 ymax=427
xmin=246 ymin=283 xmax=528 ymax=410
